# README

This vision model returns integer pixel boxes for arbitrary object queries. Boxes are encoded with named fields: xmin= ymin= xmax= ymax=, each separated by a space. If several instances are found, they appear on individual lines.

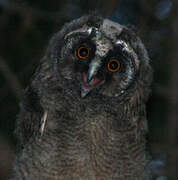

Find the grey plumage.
xmin=11 ymin=14 xmax=153 ymax=180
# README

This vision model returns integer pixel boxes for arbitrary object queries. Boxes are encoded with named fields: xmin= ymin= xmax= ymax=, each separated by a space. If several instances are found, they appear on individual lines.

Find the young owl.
xmin=11 ymin=14 xmax=153 ymax=180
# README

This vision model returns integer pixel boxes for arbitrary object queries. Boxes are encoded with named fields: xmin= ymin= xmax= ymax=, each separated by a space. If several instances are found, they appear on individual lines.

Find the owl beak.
xmin=81 ymin=72 xmax=93 ymax=98
xmin=80 ymin=59 xmax=104 ymax=98
xmin=87 ymin=71 xmax=93 ymax=83
xmin=81 ymin=72 xmax=104 ymax=98
xmin=81 ymin=84 xmax=91 ymax=98
xmin=87 ymin=62 xmax=98 ymax=83
xmin=87 ymin=58 xmax=101 ymax=82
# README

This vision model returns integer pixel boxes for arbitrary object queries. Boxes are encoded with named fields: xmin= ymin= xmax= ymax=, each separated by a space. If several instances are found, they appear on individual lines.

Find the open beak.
xmin=81 ymin=72 xmax=104 ymax=98
xmin=80 ymin=58 xmax=104 ymax=98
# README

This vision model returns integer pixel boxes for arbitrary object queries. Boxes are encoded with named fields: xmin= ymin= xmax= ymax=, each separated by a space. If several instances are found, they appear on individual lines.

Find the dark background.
xmin=0 ymin=0 xmax=177 ymax=179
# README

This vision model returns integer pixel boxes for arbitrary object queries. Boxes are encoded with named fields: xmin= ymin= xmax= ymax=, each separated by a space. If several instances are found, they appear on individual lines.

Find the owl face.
xmin=49 ymin=15 xmax=149 ymax=99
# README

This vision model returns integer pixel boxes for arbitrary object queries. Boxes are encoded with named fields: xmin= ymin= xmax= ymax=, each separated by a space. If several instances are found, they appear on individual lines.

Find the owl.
xmin=11 ymin=14 xmax=154 ymax=180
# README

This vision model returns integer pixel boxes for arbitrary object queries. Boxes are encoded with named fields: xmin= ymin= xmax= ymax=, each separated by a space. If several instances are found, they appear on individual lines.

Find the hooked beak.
xmin=81 ymin=59 xmax=104 ymax=98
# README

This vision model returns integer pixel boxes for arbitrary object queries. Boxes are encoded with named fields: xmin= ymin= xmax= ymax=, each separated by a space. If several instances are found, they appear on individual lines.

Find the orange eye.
xmin=107 ymin=59 xmax=121 ymax=72
xmin=77 ymin=46 xmax=90 ymax=59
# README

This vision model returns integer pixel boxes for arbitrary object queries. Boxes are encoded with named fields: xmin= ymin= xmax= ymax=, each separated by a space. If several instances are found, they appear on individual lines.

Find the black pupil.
xmin=109 ymin=61 xmax=118 ymax=70
xmin=79 ymin=47 xmax=88 ymax=57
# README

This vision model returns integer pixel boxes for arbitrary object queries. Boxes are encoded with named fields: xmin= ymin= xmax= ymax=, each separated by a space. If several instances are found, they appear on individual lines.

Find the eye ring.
xmin=77 ymin=46 xmax=90 ymax=59
xmin=107 ymin=59 xmax=121 ymax=72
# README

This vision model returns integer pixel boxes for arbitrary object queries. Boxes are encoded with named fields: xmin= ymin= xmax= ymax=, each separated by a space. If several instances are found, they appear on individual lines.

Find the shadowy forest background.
xmin=0 ymin=0 xmax=177 ymax=179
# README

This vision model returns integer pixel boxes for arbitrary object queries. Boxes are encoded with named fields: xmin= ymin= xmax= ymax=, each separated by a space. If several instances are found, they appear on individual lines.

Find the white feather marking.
xmin=40 ymin=110 xmax=48 ymax=136
xmin=115 ymin=40 xmax=140 ymax=68
xmin=115 ymin=40 xmax=130 ymax=52
xmin=87 ymin=27 xmax=93 ymax=34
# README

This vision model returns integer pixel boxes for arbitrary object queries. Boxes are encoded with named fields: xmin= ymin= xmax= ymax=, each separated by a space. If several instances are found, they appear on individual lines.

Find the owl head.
xmin=43 ymin=14 xmax=152 ymax=102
